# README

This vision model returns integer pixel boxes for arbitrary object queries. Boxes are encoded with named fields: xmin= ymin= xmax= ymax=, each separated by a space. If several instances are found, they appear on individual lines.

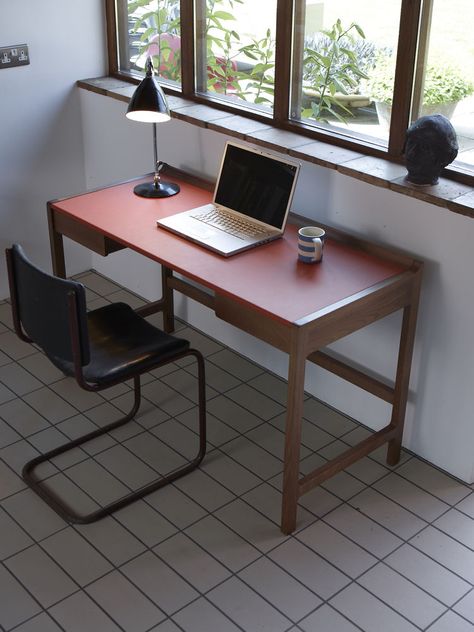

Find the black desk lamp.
xmin=126 ymin=57 xmax=180 ymax=198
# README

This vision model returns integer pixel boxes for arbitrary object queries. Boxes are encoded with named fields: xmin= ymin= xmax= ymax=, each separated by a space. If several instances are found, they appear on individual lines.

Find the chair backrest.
xmin=6 ymin=244 xmax=90 ymax=365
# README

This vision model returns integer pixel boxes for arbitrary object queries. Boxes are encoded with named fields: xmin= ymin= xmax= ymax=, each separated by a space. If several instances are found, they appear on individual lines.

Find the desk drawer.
xmin=54 ymin=213 xmax=125 ymax=256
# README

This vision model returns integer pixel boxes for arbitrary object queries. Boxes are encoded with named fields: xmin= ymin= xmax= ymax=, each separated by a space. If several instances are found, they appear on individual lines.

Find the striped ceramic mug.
xmin=298 ymin=226 xmax=326 ymax=263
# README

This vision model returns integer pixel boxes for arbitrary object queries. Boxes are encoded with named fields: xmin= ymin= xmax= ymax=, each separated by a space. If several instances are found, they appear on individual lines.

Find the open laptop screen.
xmin=214 ymin=143 xmax=299 ymax=229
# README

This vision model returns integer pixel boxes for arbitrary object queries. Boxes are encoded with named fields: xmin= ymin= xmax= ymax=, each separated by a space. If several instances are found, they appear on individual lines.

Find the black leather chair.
xmin=5 ymin=244 xmax=206 ymax=523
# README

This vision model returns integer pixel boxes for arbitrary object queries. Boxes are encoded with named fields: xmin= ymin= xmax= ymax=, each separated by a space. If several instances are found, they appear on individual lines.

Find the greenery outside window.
xmin=107 ymin=0 xmax=474 ymax=183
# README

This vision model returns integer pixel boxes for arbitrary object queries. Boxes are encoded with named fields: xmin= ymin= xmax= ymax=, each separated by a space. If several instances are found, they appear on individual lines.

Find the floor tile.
xmin=426 ymin=610 xmax=474 ymax=632
xmin=0 ymin=398 xmax=50 ymax=437
xmin=62 ymin=458 xmax=130 ymax=506
xmin=299 ymin=604 xmax=363 ymax=632
xmin=238 ymin=556 xmax=321 ymax=621
xmin=358 ymin=563 xmax=447 ymax=628
xmin=206 ymin=394 xmax=263 ymax=433
xmin=348 ymin=487 xmax=427 ymax=540
xmin=269 ymin=538 xmax=350 ymax=600
xmin=95 ymin=443 xmax=159 ymax=490
xmin=271 ymin=413 xmax=336 ymax=452
xmin=14 ymin=612 xmax=63 ymax=632
xmin=0 ymin=362 xmax=43 ymax=396
xmin=86 ymin=570 xmax=165 ymax=632
xmin=5 ymin=545 xmax=78 ymax=608
xmin=177 ymin=407 xmax=239 ymax=448
xmin=0 ymin=382 xmax=15 ymax=404
xmin=22 ymin=387 xmax=77 ymax=425
xmin=174 ymin=467 xmax=235 ymax=512
xmin=410 ymin=526 xmax=474 ymax=583
xmin=297 ymin=519 xmax=378 ymax=579
xmin=250 ymin=372 xmax=289 ymax=406
xmin=246 ymin=423 xmax=310 ymax=461
xmin=185 ymin=515 xmax=261 ymax=572
xmin=18 ymin=353 xmax=64 ymax=385
xmin=397 ymin=459 xmax=471 ymax=505
xmin=0 ymin=455 xmax=29 ymax=498
xmin=50 ymin=378 xmax=104 ymax=411
xmin=324 ymin=504 xmax=403 ymax=558
xmin=220 ymin=436 xmax=282 ymax=480
xmin=453 ymin=588 xmax=474 ymax=624
xmin=330 ymin=583 xmax=419 ymax=632
xmin=48 ymin=590 xmax=122 ymax=632
xmin=0 ymin=418 xmax=20 ymax=448
xmin=1 ymin=488 xmax=66 ymax=542
xmin=200 ymin=449 xmax=261 ymax=495
xmin=122 ymin=550 xmax=198 ymax=615
xmin=115 ymin=499 xmax=178 ymax=548
xmin=243 ymin=481 xmax=315 ymax=527
xmin=0 ymin=506 xmax=34 ymax=560
xmin=75 ymin=515 xmax=147 ymax=566
xmin=303 ymin=397 xmax=357 ymax=437
xmin=149 ymin=620 xmax=183 ymax=632
xmin=151 ymin=417 xmax=206 ymax=460
xmin=160 ymin=368 xmax=218 ymax=404
xmin=0 ymin=563 xmax=41 ymax=630
xmin=456 ymin=491 xmax=474 ymax=519
xmin=185 ymin=358 xmax=241 ymax=394
xmin=78 ymin=271 xmax=122 ymax=296
xmin=374 ymin=471 xmax=450 ymax=522
xmin=216 ymin=498 xmax=288 ymax=553
xmin=155 ymin=532 xmax=231 ymax=593
xmin=208 ymin=348 xmax=264 ymax=381
xmin=385 ymin=544 xmax=471 ymax=606
xmin=0 ymin=330 xmax=35 ymax=360
xmin=141 ymin=380 xmax=195 ymax=417
xmin=173 ymin=597 xmax=242 ymax=632
xmin=178 ymin=325 xmax=224 ymax=356
xmin=42 ymin=527 xmax=113 ymax=586
xmin=207 ymin=576 xmax=292 ymax=632
xmin=434 ymin=508 xmax=474 ymax=549
xmin=345 ymin=456 xmax=390 ymax=485
xmin=145 ymin=484 xmax=207 ymax=529
xmin=124 ymin=429 xmax=187 ymax=475
xmin=225 ymin=383 xmax=285 ymax=420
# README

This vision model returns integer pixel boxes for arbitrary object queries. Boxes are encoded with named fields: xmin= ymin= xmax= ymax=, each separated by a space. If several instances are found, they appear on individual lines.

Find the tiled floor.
xmin=1 ymin=271 xmax=474 ymax=632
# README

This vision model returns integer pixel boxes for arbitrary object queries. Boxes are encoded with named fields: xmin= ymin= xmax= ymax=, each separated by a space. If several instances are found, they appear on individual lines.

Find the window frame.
xmin=105 ymin=0 xmax=473 ymax=186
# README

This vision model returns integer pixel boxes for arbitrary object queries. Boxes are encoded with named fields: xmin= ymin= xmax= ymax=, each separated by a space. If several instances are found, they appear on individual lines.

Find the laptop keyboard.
xmin=192 ymin=207 xmax=268 ymax=239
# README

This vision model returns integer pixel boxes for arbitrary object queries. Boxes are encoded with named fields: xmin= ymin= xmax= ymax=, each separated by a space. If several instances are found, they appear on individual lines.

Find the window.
xmin=107 ymin=0 xmax=474 ymax=182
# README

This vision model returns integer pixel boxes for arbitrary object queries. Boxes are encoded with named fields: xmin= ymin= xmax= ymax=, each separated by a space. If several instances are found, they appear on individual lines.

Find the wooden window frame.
xmin=105 ymin=0 xmax=473 ymax=186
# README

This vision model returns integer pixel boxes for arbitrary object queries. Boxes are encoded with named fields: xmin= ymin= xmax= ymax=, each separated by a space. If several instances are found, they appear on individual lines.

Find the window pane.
xmin=412 ymin=0 xmax=474 ymax=171
xmin=291 ymin=0 xmax=401 ymax=143
xmin=121 ymin=0 xmax=181 ymax=86
xmin=196 ymin=0 xmax=277 ymax=112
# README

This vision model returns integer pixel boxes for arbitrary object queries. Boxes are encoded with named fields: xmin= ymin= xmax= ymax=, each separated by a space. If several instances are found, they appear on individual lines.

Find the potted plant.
xmin=366 ymin=54 xmax=474 ymax=127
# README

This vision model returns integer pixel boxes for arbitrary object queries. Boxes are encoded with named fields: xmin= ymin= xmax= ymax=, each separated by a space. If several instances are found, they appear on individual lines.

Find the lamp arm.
xmin=153 ymin=122 xmax=161 ymax=189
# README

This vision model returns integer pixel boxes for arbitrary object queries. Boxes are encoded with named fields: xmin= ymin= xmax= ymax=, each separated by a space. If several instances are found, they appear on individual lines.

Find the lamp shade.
xmin=126 ymin=58 xmax=171 ymax=123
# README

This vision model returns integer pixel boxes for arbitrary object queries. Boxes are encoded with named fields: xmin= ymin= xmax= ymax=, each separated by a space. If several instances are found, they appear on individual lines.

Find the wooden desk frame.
xmin=47 ymin=169 xmax=422 ymax=534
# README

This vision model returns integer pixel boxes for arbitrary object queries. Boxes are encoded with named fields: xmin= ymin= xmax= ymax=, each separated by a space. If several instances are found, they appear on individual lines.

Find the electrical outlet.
xmin=0 ymin=44 xmax=29 ymax=69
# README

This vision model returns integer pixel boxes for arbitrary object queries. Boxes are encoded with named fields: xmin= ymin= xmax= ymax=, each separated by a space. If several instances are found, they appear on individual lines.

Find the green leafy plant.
xmin=302 ymin=19 xmax=369 ymax=124
xmin=367 ymin=54 xmax=474 ymax=105
xmin=237 ymin=29 xmax=275 ymax=105
xmin=130 ymin=0 xmax=181 ymax=81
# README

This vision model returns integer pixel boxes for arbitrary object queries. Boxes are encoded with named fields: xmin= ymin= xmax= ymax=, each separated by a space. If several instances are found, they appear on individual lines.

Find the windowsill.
xmin=78 ymin=77 xmax=474 ymax=219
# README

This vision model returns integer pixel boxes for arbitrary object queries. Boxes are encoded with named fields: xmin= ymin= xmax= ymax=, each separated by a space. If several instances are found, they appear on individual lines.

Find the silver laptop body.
xmin=157 ymin=141 xmax=300 ymax=257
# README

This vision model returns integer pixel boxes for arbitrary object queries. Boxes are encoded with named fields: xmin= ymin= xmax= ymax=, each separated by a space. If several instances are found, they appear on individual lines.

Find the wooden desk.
xmin=48 ymin=169 xmax=422 ymax=534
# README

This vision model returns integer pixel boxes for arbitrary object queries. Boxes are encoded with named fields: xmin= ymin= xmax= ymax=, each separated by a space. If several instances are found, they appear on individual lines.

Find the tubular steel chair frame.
xmin=6 ymin=244 xmax=206 ymax=524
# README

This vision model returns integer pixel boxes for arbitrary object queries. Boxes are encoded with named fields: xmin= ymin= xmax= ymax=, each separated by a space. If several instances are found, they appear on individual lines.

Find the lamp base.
xmin=133 ymin=181 xmax=180 ymax=198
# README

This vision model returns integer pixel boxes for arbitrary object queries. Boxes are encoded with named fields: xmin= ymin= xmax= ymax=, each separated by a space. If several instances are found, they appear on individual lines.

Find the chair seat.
xmin=50 ymin=302 xmax=189 ymax=385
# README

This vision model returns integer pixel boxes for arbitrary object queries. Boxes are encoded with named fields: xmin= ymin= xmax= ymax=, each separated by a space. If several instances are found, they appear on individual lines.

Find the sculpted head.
xmin=404 ymin=114 xmax=458 ymax=185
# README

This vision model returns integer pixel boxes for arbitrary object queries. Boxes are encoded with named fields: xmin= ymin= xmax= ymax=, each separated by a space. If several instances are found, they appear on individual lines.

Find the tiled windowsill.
xmin=78 ymin=77 xmax=474 ymax=219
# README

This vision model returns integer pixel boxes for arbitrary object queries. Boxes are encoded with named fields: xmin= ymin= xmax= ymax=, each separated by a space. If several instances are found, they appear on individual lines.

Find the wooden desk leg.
xmin=47 ymin=203 xmax=66 ymax=278
xmin=281 ymin=334 xmax=307 ymax=534
xmin=387 ymin=272 xmax=422 ymax=465
xmin=161 ymin=266 xmax=175 ymax=333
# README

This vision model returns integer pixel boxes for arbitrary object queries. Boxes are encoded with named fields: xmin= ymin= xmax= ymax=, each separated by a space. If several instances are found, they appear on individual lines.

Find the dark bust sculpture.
xmin=404 ymin=114 xmax=458 ymax=185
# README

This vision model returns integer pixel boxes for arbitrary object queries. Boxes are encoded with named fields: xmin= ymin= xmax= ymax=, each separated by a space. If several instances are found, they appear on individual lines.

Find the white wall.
xmin=80 ymin=89 xmax=474 ymax=483
xmin=0 ymin=0 xmax=106 ymax=297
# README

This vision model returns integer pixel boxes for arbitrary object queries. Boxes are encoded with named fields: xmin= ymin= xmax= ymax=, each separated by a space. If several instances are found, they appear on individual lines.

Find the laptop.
xmin=157 ymin=141 xmax=300 ymax=256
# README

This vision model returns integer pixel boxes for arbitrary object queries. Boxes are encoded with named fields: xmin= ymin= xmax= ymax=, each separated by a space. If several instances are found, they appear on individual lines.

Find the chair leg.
xmin=22 ymin=352 xmax=206 ymax=524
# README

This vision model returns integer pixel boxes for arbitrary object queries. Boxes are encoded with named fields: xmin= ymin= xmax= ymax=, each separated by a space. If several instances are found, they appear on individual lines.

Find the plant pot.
xmin=375 ymin=100 xmax=459 ymax=129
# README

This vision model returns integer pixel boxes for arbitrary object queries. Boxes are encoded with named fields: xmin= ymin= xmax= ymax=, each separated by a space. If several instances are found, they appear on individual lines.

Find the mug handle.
xmin=312 ymin=237 xmax=323 ymax=261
